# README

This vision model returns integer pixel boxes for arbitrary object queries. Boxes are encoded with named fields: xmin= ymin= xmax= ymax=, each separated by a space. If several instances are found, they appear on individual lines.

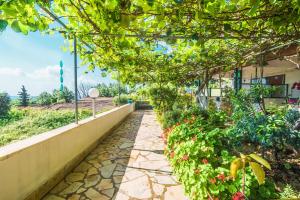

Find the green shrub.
xmin=0 ymin=92 xmax=10 ymax=117
xmin=279 ymin=185 xmax=300 ymax=199
xmin=228 ymin=89 xmax=300 ymax=158
xmin=165 ymin=113 xmax=278 ymax=199
xmin=147 ymin=84 xmax=178 ymax=113
xmin=0 ymin=108 xmax=27 ymax=127
xmin=52 ymin=87 xmax=74 ymax=103
xmin=161 ymin=109 xmax=181 ymax=129
xmin=113 ymin=94 xmax=129 ymax=105
xmin=0 ymin=109 xmax=92 ymax=146
xmin=36 ymin=92 xmax=53 ymax=105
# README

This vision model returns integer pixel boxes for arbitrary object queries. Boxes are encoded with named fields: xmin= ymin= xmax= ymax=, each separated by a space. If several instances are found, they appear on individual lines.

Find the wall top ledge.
xmin=0 ymin=104 xmax=130 ymax=161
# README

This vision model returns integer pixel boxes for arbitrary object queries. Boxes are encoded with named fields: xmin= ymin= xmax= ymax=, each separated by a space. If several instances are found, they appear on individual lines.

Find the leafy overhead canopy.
xmin=0 ymin=0 xmax=299 ymax=85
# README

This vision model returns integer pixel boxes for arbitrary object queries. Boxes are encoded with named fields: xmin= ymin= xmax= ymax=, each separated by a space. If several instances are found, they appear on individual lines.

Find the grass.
xmin=0 ymin=107 xmax=92 ymax=147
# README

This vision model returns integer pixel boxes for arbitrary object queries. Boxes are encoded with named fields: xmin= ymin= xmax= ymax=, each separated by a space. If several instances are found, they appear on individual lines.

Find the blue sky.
xmin=0 ymin=28 xmax=114 ymax=96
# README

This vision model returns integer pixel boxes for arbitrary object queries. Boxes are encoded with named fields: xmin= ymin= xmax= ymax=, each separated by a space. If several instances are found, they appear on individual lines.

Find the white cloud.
xmin=0 ymin=65 xmax=74 ymax=95
xmin=28 ymin=65 xmax=62 ymax=79
xmin=0 ymin=65 xmax=112 ymax=96
xmin=0 ymin=67 xmax=25 ymax=76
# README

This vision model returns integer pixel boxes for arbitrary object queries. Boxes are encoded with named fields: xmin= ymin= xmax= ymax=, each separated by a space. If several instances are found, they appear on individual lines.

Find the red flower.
xmin=182 ymin=154 xmax=189 ymax=161
xmin=202 ymin=159 xmax=208 ymax=164
xmin=192 ymin=135 xmax=197 ymax=141
xmin=170 ymin=151 xmax=175 ymax=159
xmin=210 ymin=178 xmax=216 ymax=184
xmin=232 ymin=192 xmax=245 ymax=200
xmin=194 ymin=169 xmax=201 ymax=175
xmin=217 ymin=173 xmax=225 ymax=182
xmin=184 ymin=119 xmax=189 ymax=123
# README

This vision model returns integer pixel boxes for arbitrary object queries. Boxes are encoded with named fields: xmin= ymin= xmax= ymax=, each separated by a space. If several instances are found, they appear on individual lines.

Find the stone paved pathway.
xmin=43 ymin=110 xmax=187 ymax=200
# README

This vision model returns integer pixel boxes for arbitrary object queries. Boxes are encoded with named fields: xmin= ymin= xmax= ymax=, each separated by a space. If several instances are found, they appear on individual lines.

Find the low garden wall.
xmin=0 ymin=104 xmax=135 ymax=200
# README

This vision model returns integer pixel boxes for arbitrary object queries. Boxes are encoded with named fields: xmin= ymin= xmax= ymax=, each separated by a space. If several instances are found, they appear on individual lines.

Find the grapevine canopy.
xmin=0 ymin=0 xmax=299 ymax=85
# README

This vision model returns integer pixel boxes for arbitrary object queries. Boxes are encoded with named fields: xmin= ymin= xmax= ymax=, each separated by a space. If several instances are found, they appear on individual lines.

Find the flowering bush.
xmin=165 ymin=111 xmax=278 ymax=199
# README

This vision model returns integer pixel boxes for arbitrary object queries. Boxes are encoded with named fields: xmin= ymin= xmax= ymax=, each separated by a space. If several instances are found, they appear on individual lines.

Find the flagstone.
xmin=43 ymin=195 xmax=65 ymax=200
xmin=87 ymin=167 xmax=99 ymax=176
xmin=85 ymin=188 xmax=109 ymax=200
xmin=84 ymin=175 xmax=100 ymax=187
xmin=50 ymin=181 xmax=69 ymax=194
xmin=155 ymin=175 xmax=177 ymax=185
xmin=67 ymin=194 xmax=81 ymax=200
xmin=119 ymin=142 xmax=134 ymax=149
xmin=96 ymin=179 xmax=113 ymax=190
xmin=74 ymin=162 xmax=92 ymax=173
xmin=101 ymin=188 xmax=115 ymax=198
xmin=113 ymin=175 xmax=123 ymax=184
xmin=100 ymin=163 xmax=116 ymax=178
xmin=44 ymin=111 xmax=186 ymax=200
xmin=153 ymin=183 xmax=165 ymax=196
xmin=76 ymin=187 xmax=87 ymax=194
xmin=60 ymin=182 xmax=83 ymax=195
xmin=118 ymin=175 xmax=152 ymax=199
xmin=102 ymin=160 xmax=112 ymax=165
xmin=164 ymin=185 xmax=188 ymax=200
xmin=66 ymin=172 xmax=85 ymax=183
xmin=114 ymin=192 xmax=130 ymax=200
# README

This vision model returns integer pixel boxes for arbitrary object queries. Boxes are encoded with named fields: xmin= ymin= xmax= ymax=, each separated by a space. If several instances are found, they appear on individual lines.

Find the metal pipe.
xmin=92 ymin=98 xmax=96 ymax=118
xmin=74 ymin=36 xmax=78 ymax=124
xmin=118 ymin=70 xmax=121 ymax=106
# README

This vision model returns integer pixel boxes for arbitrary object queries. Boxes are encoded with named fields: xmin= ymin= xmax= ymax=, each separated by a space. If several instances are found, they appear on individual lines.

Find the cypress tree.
xmin=18 ymin=85 xmax=30 ymax=106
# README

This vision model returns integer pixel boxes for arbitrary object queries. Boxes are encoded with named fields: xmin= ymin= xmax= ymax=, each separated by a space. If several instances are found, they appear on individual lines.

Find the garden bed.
xmin=159 ymin=88 xmax=300 ymax=199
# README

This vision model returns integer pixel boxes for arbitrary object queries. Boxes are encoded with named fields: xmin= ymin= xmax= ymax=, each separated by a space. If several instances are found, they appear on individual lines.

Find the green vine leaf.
xmin=0 ymin=20 xmax=8 ymax=32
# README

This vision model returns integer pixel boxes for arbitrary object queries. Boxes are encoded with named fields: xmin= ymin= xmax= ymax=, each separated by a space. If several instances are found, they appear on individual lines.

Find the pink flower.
xmin=182 ymin=154 xmax=189 ymax=161
xmin=232 ymin=192 xmax=245 ymax=200
xmin=170 ymin=151 xmax=175 ymax=159
xmin=217 ymin=173 xmax=225 ymax=182
xmin=210 ymin=178 xmax=216 ymax=184
xmin=202 ymin=159 xmax=208 ymax=164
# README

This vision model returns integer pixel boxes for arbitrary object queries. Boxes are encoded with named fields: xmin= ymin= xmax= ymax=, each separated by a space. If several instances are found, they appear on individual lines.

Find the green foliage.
xmin=36 ymin=92 xmax=53 ymax=106
xmin=160 ymin=109 xmax=182 ymax=129
xmin=113 ymin=94 xmax=129 ymax=105
xmin=96 ymin=83 xmax=128 ymax=97
xmin=279 ymin=185 xmax=300 ymax=199
xmin=0 ymin=108 xmax=92 ymax=146
xmin=18 ymin=85 xmax=30 ymax=106
xmin=165 ymin=111 xmax=278 ymax=199
xmin=228 ymin=88 xmax=300 ymax=156
xmin=147 ymin=84 xmax=178 ymax=113
xmin=52 ymin=87 xmax=74 ymax=103
xmin=0 ymin=92 xmax=11 ymax=117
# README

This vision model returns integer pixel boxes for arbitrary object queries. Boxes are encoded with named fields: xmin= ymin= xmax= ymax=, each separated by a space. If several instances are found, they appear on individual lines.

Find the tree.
xmin=0 ymin=92 xmax=11 ymax=117
xmin=52 ymin=87 xmax=74 ymax=103
xmin=78 ymin=83 xmax=93 ymax=99
xmin=18 ymin=85 xmax=30 ymax=107
xmin=36 ymin=92 xmax=53 ymax=106
xmin=1 ymin=0 xmax=299 ymax=110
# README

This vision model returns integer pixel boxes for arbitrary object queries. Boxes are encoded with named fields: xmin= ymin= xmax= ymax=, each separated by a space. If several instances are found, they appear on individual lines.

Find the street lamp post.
xmin=88 ymin=88 xmax=100 ymax=118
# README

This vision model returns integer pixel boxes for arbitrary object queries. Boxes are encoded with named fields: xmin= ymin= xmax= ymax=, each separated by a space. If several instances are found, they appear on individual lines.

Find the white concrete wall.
xmin=0 ymin=104 xmax=135 ymax=200
xmin=241 ymin=58 xmax=300 ymax=95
